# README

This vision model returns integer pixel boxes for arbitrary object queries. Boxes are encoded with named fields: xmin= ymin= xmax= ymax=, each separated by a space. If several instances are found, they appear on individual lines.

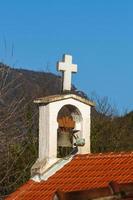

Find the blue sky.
xmin=0 ymin=0 xmax=133 ymax=113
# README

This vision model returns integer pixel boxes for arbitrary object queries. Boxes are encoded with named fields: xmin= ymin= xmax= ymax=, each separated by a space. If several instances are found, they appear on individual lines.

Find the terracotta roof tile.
xmin=6 ymin=152 xmax=133 ymax=200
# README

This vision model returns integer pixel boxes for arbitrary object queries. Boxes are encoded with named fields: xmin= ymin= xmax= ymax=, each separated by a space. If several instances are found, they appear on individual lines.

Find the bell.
xmin=57 ymin=131 xmax=72 ymax=147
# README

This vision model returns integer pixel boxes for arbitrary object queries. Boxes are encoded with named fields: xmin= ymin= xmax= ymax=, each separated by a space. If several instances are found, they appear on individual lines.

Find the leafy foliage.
xmin=91 ymin=95 xmax=133 ymax=153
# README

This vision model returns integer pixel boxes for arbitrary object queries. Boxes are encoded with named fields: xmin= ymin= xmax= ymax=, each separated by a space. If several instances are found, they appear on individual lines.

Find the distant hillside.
xmin=0 ymin=62 xmax=87 ymax=150
xmin=0 ymin=63 xmax=61 ymax=103
xmin=0 ymin=63 xmax=88 ymax=105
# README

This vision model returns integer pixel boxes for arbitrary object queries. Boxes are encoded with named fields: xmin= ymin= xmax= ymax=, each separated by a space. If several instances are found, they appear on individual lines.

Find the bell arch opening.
xmin=57 ymin=104 xmax=83 ymax=158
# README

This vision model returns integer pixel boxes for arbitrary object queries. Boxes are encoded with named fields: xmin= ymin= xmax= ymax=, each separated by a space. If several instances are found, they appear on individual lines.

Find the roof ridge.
xmin=74 ymin=152 xmax=133 ymax=159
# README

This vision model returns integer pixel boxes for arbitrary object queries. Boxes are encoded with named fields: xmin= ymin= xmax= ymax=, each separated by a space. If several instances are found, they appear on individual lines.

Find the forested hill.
xmin=0 ymin=62 xmax=62 ymax=104
xmin=0 ymin=63 xmax=133 ymax=198
xmin=0 ymin=62 xmax=87 ymax=106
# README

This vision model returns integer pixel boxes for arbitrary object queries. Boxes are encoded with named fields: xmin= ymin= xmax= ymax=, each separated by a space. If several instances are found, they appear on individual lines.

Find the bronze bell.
xmin=57 ymin=117 xmax=75 ymax=157
xmin=57 ymin=130 xmax=72 ymax=147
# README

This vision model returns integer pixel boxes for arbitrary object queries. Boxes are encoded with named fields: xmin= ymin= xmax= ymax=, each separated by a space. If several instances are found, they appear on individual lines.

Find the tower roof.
xmin=34 ymin=94 xmax=95 ymax=106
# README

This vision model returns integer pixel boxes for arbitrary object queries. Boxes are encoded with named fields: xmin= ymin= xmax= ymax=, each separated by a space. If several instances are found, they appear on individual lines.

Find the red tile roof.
xmin=6 ymin=152 xmax=133 ymax=200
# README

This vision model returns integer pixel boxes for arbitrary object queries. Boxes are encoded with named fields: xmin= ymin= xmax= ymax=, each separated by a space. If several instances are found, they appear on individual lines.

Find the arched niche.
xmin=57 ymin=104 xmax=83 ymax=158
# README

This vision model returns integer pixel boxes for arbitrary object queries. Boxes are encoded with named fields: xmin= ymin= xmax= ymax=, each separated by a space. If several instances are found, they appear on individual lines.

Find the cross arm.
xmin=57 ymin=62 xmax=68 ymax=71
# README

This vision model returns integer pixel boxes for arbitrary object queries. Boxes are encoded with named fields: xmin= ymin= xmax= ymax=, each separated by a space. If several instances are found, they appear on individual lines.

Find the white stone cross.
xmin=57 ymin=54 xmax=77 ymax=91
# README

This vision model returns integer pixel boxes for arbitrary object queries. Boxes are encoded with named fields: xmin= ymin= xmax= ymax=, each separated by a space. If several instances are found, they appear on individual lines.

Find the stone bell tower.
xmin=31 ymin=54 xmax=95 ymax=178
